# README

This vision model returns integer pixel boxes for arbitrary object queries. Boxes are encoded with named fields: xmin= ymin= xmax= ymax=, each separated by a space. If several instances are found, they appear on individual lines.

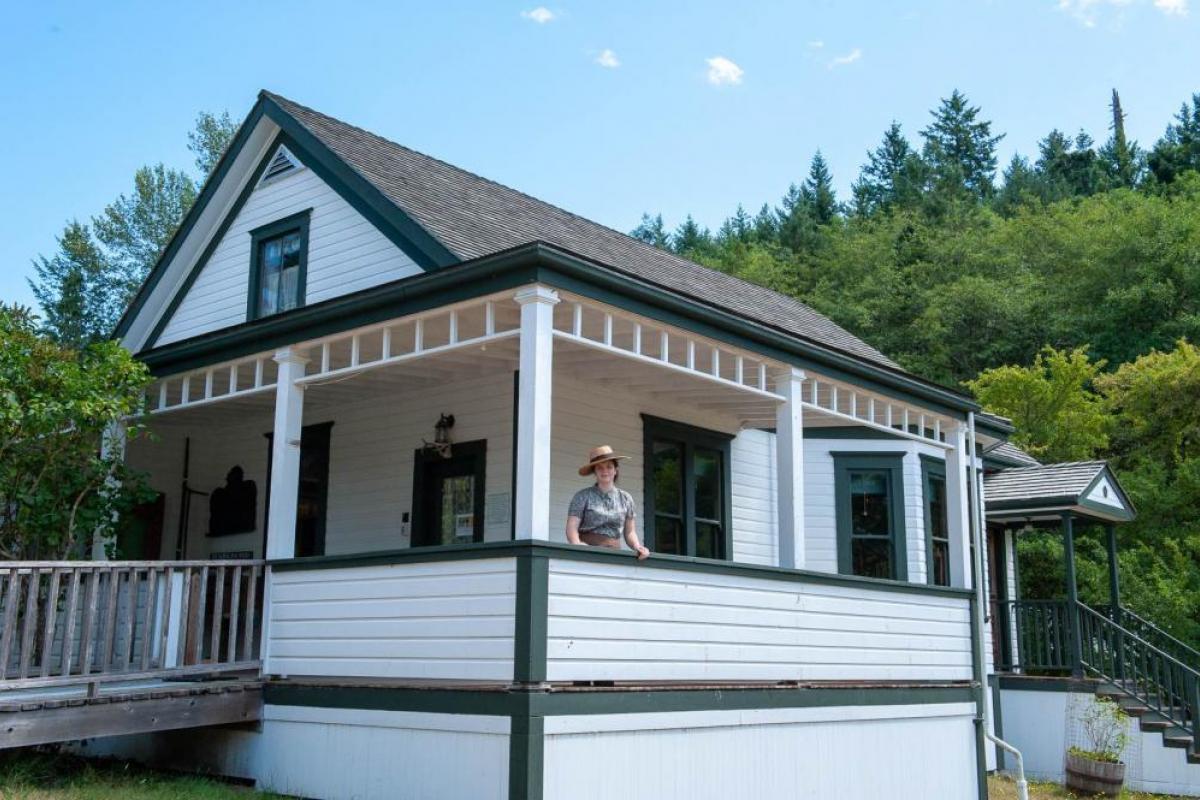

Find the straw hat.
xmin=578 ymin=445 xmax=631 ymax=476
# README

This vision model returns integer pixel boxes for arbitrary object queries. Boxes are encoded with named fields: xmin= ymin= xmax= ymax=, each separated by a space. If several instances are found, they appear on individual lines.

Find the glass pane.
xmin=281 ymin=232 xmax=301 ymax=267
xmin=655 ymin=515 xmax=682 ymax=555
xmin=440 ymin=475 xmax=475 ymax=545
xmin=928 ymin=476 xmax=947 ymax=540
xmin=696 ymin=521 xmax=721 ymax=560
xmin=258 ymin=232 xmax=302 ymax=316
xmin=279 ymin=266 xmax=299 ymax=312
xmin=850 ymin=470 xmax=890 ymax=536
xmin=932 ymin=540 xmax=950 ymax=587
xmin=693 ymin=448 xmax=721 ymax=521
xmin=259 ymin=270 xmax=279 ymax=316
xmin=853 ymin=538 xmax=892 ymax=579
xmin=652 ymin=441 xmax=682 ymax=514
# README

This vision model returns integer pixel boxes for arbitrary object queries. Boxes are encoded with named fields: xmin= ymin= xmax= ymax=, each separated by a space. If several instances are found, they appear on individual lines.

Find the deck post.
xmin=1105 ymin=523 xmax=1121 ymax=624
xmin=514 ymin=285 xmax=560 ymax=540
xmin=945 ymin=423 xmax=973 ymax=589
xmin=1063 ymin=512 xmax=1084 ymax=677
xmin=774 ymin=367 xmax=806 ymax=569
xmin=91 ymin=421 xmax=128 ymax=561
xmin=266 ymin=347 xmax=309 ymax=561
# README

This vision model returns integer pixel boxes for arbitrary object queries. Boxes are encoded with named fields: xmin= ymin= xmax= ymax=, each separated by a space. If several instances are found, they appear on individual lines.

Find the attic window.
xmin=259 ymin=145 xmax=302 ymax=185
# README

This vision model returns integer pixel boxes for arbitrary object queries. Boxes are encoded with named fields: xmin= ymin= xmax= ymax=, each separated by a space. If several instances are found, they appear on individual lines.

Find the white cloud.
xmin=705 ymin=56 xmax=744 ymax=86
xmin=521 ymin=6 xmax=556 ymax=23
xmin=807 ymin=40 xmax=824 ymax=48
xmin=1058 ymin=0 xmax=1184 ymax=26
xmin=595 ymin=49 xmax=620 ymax=68
xmin=827 ymin=48 xmax=862 ymax=69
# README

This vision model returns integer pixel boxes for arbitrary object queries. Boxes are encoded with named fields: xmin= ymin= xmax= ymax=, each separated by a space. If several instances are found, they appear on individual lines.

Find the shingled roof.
xmin=984 ymin=461 xmax=1107 ymax=505
xmin=262 ymin=92 xmax=899 ymax=370
xmin=985 ymin=441 xmax=1042 ymax=468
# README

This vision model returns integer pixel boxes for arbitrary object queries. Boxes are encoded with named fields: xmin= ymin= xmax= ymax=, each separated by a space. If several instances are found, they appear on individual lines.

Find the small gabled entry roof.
xmin=984 ymin=460 xmax=1135 ymax=522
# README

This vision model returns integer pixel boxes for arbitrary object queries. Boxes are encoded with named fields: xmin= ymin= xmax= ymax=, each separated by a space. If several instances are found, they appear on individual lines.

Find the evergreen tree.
xmin=672 ymin=215 xmax=711 ymax=255
xmin=28 ymin=222 xmax=120 ymax=348
xmin=188 ymin=111 xmax=239 ymax=179
xmin=752 ymin=203 xmax=778 ymax=243
xmin=92 ymin=164 xmax=197 ymax=297
xmin=920 ymin=90 xmax=1003 ymax=200
xmin=630 ymin=213 xmax=670 ymax=249
xmin=1148 ymin=93 xmax=1200 ymax=185
xmin=1036 ymin=129 xmax=1103 ymax=199
xmin=994 ymin=154 xmax=1042 ymax=215
xmin=717 ymin=205 xmax=754 ymax=245
xmin=803 ymin=151 xmax=838 ymax=225
xmin=1099 ymin=89 xmax=1140 ymax=189
xmin=851 ymin=122 xmax=914 ymax=215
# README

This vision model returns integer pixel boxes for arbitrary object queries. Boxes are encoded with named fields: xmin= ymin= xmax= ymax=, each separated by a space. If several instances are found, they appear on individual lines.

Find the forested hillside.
xmin=631 ymin=90 xmax=1200 ymax=644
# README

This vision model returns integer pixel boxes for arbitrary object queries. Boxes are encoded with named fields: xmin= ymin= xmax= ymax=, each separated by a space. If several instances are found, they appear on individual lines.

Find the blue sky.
xmin=2 ymin=0 xmax=1198 ymax=308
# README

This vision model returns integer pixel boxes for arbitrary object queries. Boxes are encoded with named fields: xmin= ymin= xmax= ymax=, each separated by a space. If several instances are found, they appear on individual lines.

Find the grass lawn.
xmin=0 ymin=750 xmax=288 ymax=799
xmin=989 ymin=774 xmax=1186 ymax=799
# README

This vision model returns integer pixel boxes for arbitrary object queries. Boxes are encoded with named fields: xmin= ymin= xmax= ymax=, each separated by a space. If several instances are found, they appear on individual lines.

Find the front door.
xmin=987 ymin=525 xmax=1011 ymax=668
xmin=411 ymin=440 xmax=486 ymax=547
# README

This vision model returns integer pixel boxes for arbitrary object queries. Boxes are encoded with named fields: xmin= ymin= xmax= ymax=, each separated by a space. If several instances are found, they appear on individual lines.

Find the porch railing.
xmin=1095 ymin=604 xmax=1200 ymax=671
xmin=1001 ymin=597 xmax=1200 ymax=754
xmin=0 ymin=560 xmax=264 ymax=693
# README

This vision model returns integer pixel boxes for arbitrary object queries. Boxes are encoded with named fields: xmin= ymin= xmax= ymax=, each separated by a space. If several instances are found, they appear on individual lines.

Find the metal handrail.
xmin=1096 ymin=604 xmax=1200 ymax=670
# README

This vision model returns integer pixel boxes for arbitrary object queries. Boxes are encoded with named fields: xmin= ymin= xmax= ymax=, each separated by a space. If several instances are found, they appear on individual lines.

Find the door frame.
xmin=411 ymin=439 xmax=487 ymax=547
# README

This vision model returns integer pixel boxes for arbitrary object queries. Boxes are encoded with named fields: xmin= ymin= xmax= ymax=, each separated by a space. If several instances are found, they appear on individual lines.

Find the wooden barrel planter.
xmin=1065 ymin=752 xmax=1126 ymax=797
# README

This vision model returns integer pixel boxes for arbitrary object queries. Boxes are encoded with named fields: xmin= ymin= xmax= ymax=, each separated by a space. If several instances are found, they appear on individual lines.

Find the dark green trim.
xmin=410 ymin=439 xmax=487 ymax=546
xmin=514 ymin=554 xmax=548 ymax=684
xmin=136 ymin=242 xmax=977 ymax=417
xmin=270 ymin=539 xmax=973 ymax=600
xmin=246 ymin=208 xmax=312 ymax=322
xmin=1079 ymin=466 xmax=1138 ymax=519
xmin=985 ymin=496 xmax=1135 ymax=522
xmin=974 ymin=415 xmax=1016 ymax=439
xmin=920 ymin=455 xmax=949 ymax=588
xmin=641 ymin=414 xmax=733 ymax=560
xmin=144 ymin=129 xmax=289 ymax=346
xmin=995 ymin=674 xmax=1100 ymax=693
xmin=1105 ymin=523 xmax=1121 ymax=622
xmin=993 ymin=525 xmax=1013 ymax=669
xmin=990 ymin=673 xmax=1006 ymax=771
xmin=257 ymin=93 xmax=457 ymax=271
xmin=114 ymin=102 xmax=271 ymax=339
xmin=803 ymin=426 xmax=905 ymax=440
xmin=510 ymin=370 xmax=519 ymax=540
xmin=969 ymin=592 xmax=988 ymax=800
xmin=509 ymin=713 xmax=543 ymax=800
xmin=1063 ymin=513 xmax=1083 ymax=677
xmin=262 ymin=682 xmax=977 ymax=717
xmin=833 ymin=452 xmax=909 ymax=581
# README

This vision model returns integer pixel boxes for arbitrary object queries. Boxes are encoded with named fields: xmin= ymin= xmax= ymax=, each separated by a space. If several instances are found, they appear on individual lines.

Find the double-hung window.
xmin=834 ymin=452 xmax=907 ymax=580
xmin=921 ymin=455 xmax=950 ymax=587
xmin=642 ymin=415 xmax=732 ymax=560
xmin=248 ymin=210 xmax=311 ymax=321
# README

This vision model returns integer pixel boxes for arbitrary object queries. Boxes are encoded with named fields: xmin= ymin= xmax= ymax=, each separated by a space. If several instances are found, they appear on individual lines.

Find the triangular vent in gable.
xmin=259 ymin=145 xmax=303 ymax=185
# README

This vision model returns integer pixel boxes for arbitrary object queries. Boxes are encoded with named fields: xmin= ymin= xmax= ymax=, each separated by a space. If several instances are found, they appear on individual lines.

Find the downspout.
xmin=968 ymin=412 xmax=1029 ymax=800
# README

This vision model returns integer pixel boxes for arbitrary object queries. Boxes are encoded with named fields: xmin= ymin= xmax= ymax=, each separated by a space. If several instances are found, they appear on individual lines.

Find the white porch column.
xmin=91 ymin=421 xmax=128 ymax=561
xmin=266 ymin=347 xmax=309 ymax=561
xmin=774 ymin=368 xmax=806 ymax=569
xmin=514 ymin=285 xmax=560 ymax=540
xmin=945 ymin=422 xmax=973 ymax=588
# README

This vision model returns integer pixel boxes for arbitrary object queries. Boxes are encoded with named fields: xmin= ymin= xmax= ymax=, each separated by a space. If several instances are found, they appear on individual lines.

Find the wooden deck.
xmin=0 ymin=559 xmax=265 ymax=749
xmin=0 ymin=678 xmax=262 ymax=749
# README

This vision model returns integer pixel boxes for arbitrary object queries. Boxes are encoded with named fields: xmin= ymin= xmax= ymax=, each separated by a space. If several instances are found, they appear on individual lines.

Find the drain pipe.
xmin=968 ymin=412 xmax=1029 ymax=800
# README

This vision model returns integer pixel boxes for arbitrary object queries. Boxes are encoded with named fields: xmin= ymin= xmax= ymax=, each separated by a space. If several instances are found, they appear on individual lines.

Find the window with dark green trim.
xmin=921 ymin=455 xmax=950 ymax=587
xmin=834 ymin=452 xmax=907 ymax=581
xmin=642 ymin=415 xmax=732 ymax=560
xmin=248 ymin=209 xmax=311 ymax=321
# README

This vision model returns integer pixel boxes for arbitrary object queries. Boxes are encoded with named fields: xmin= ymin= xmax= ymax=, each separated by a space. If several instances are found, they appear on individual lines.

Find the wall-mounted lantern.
xmin=423 ymin=413 xmax=455 ymax=459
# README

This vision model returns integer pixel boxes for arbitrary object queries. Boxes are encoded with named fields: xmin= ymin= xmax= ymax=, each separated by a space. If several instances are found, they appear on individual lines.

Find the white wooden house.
xmin=17 ymin=90 xmax=1194 ymax=799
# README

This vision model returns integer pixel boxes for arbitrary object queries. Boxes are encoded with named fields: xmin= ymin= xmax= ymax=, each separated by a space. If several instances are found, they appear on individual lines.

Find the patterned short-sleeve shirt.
xmin=568 ymin=485 xmax=636 ymax=539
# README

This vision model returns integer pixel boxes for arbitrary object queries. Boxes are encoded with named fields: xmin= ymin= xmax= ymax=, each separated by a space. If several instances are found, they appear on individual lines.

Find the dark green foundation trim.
xmin=969 ymin=592 xmax=988 ymax=800
xmin=995 ymin=675 xmax=1100 ymax=693
xmin=509 ymin=714 xmax=543 ymax=800
xmin=514 ymin=554 xmax=549 ymax=684
xmin=263 ymin=682 xmax=978 ymax=717
xmin=271 ymin=539 xmax=972 ymax=601
xmin=990 ymin=674 xmax=1006 ymax=772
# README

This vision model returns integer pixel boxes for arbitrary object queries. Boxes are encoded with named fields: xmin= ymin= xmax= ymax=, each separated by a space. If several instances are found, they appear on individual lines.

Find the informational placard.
xmin=485 ymin=492 xmax=511 ymax=526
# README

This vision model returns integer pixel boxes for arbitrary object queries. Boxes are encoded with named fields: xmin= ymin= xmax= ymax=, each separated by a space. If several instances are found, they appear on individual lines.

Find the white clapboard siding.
xmin=803 ymin=437 xmax=945 ymax=581
xmin=267 ymin=558 xmax=517 ymax=680
xmin=157 ymin=157 xmax=421 ymax=346
xmin=544 ymin=704 xmax=978 ymax=800
xmin=545 ymin=558 xmax=972 ymax=682
xmin=731 ymin=428 xmax=777 ymax=566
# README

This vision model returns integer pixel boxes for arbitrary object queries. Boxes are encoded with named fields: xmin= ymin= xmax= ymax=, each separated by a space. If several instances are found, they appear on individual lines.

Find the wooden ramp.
xmin=0 ymin=679 xmax=262 ymax=749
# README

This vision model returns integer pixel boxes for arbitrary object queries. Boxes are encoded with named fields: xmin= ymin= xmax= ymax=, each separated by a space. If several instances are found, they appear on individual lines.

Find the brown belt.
xmin=579 ymin=531 xmax=622 ymax=549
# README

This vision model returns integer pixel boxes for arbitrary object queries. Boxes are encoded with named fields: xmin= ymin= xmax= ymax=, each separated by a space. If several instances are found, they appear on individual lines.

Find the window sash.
xmin=642 ymin=415 xmax=732 ymax=561
xmin=834 ymin=452 xmax=907 ymax=581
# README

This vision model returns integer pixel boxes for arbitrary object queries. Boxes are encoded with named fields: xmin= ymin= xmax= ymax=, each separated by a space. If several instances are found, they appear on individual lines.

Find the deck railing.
xmin=0 ymin=560 xmax=264 ymax=692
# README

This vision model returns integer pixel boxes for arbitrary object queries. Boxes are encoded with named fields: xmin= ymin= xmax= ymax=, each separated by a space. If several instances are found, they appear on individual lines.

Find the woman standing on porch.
xmin=566 ymin=446 xmax=651 ymax=560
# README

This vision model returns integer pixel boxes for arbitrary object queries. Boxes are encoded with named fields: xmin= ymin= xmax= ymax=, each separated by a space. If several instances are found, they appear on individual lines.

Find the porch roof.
xmin=983 ymin=461 xmax=1135 ymax=522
